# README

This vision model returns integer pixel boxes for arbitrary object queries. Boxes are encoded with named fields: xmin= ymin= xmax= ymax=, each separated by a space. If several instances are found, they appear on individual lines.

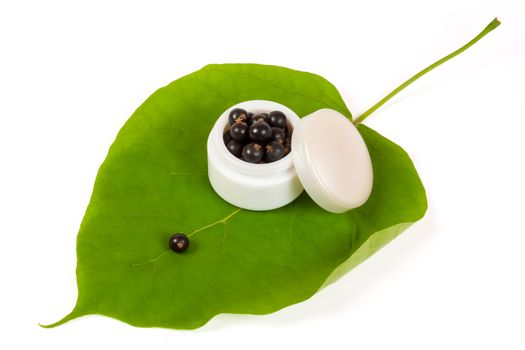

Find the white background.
xmin=1 ymin=0 xmax=524 ymax=349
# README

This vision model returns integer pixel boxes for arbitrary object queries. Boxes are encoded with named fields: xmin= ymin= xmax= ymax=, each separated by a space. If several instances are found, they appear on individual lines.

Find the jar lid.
xmin=291 ymin=109 xmax=373 ymax=213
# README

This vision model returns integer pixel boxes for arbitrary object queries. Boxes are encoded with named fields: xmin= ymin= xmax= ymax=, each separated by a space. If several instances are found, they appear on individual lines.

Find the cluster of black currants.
xmin=223 ymin=108 xmax=292 ymax=163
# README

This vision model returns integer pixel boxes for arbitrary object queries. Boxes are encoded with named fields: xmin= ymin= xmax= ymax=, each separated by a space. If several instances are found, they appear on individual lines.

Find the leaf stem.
xmin=353 ymin=17 xmax=501 ymax=125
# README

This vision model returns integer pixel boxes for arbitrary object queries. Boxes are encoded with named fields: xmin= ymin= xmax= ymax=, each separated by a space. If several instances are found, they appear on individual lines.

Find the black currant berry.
xmin=283 ymin=139 xmax=292 ymax=155
xmin=223 ymin=129 xmax=233 ymax=144
xmin=230 ymin=121 xmax=249 ymax=142
xmin=271 ymin=127 xmax=286 ymax=143
xmin=242 ymin=142 xmax=264 ymax=163
xmin=284 ymin=125 xmax=291 ymax=137
xmin=169 ymin=233 xmax=189 ymax=253
xmin=268 ymin=110 xmax=287 ymax=128
xmin=265 ymin=141 xmax=286 ymax=162
xmin=228 ymin=108 xmax=248 ymax=125
xmin=226 ymin=140 xmax=243 ymax=158
xmin=249 ymin=120 xmax=272 ymax=142
xmin=247 ymin=113 xmax=268 ymax=126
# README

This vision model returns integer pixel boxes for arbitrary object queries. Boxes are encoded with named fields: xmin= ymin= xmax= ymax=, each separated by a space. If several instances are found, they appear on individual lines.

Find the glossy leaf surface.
xmin=45 ymin=64 xmax=426 ymax=329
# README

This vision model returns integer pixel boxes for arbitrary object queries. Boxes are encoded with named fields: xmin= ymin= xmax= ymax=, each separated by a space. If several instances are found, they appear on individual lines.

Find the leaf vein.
xmin=188 ymin=208 xmax=241 ymax=237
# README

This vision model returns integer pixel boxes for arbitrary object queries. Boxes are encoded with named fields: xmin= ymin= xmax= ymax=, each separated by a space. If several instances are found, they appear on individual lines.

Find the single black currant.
xmin=242 ymin=142 xmax=264 ymax=163
xmin=230 ymin=121 xmax=249 ymax=142
xmin=169 ymin=233 xmax=190 ymax=253
xmin=265 ymin=141 xmax=286 ymax=162
xmin=228 ymin=108 xmax=248 ymax=125
xmin=271 ymin=127 xmax=286 ymax=143
xmin=223 ymin=129 xmax=233 ymax=144
xmin=247 ymin=113 xmax=268 ymax=126
xmin=249 ymin=120 xmax=272 ymax=142
xmin=226 ymin=140 xmax=243 ymax=158
xmin=268 ymin=110 xmax=287 ymax=128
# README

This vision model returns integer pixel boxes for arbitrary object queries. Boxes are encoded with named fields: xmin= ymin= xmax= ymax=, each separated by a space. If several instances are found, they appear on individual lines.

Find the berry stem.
xmin=353 ymin=17 xmax=501 ymax=125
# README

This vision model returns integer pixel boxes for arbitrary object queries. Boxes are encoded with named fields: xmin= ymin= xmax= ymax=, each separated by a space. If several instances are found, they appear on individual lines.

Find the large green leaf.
xmin=44 ymin=64 xmax=427 ymax=330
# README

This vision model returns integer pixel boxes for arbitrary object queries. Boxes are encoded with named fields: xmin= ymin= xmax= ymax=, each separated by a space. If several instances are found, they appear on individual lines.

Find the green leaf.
xmin=43 ymin=64 xmax=426 ymax=330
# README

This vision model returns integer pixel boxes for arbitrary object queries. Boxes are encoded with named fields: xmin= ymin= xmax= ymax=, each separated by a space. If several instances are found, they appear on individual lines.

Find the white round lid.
xmin=291 ymin=109 xmax=374 ymax=213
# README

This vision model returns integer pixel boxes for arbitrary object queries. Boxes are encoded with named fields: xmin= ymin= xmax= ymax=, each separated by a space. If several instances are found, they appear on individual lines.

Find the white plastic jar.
xmin=207 ymin=100 xmax=303 ymax=211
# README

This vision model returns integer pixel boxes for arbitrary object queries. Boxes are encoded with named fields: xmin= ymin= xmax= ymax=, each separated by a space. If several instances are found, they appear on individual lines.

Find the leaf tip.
xmin=39 ymin=311 xmax=80 ymax=329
